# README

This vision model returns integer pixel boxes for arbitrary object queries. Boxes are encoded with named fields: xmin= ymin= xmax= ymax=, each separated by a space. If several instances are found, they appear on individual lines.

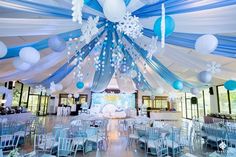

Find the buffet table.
xmin=150 ymin=111 xmax=182 ymax=121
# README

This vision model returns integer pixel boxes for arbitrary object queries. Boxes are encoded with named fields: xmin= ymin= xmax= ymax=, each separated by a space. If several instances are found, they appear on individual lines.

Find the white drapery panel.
xmin=0 ymin=18 xmax=81 ymax=37
xmin=0 ymin=51 xmax=67 ymax=82
xmin=140 ymin=4 xmax=236 ymax=34
xmin=116 ymin=74 xmax=136 ymax=94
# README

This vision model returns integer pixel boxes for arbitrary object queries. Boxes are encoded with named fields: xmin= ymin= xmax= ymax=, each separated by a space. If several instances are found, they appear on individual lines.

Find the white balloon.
xmin=130 ymin=70 xmax=137 ymax=78
xmin=103 ymin=0 xmax=126 ymax=22
xmin=13 ymin=58 xmax=31 ymax=71
xmin=0 ymin=41 xmax=7 ymax=58
xmin=155 ymin=87 xmax=164 ymax=95
xmin=19 ymin=47 xmax=40 ymax=64
xmin=195 ymin=34 xmax=218 ymax=54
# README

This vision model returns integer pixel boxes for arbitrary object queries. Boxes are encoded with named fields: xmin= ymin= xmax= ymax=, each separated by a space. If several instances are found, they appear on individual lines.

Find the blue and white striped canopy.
xmin=0 ymin=0 xmax=236 ymax=94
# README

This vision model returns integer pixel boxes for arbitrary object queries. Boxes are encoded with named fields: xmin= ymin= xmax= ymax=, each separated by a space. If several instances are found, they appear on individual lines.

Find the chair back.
xmin=0 ymin=134 xmax=20 ymax=153
xmin=0 ymin=149 xmax=3 ymax=157
xmin=147 ymin=127 xmax=160 ymax=140
xmin=58 ymin=138 xmax=78 ymax=157
xmin=34 ymin=134 xmax=56 ymax=154
xmin=155 ymin=137 xmax=168 ymax=157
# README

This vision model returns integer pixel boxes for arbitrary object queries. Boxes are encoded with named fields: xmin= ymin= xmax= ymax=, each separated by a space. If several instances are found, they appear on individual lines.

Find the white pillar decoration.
xmin=161 ymin=3 xmax=165 ymax=48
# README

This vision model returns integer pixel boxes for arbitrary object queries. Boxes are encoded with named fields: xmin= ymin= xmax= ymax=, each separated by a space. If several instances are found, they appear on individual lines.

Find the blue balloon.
xmin=48 ymin=35 xmax=66 ymax=52
xmin=154 ymin=16 xmax=175 ymax=38
xmin=76 ymin=81 xmax=84 ymax=89
xmin=224 ymin=80 xmax=236 ymax=91
xmin=172 ymin=80 xmax=183 ymax=90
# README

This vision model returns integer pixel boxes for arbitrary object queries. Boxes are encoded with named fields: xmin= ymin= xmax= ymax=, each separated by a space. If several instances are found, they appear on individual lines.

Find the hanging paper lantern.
xmin=13 ymin=58 xmax=31 ymax=71
xmin=0 ymin=41 xmax=7 ymax=58
xmin=103 ymin=0 xmax=126 ymax=22
xmin=76 ymin=81 xmax=84 ymax=89
xmin=119 ymin=63 xmax=130 ymax=73
xmin=198 ymin=71 xmax=212 ymax=83
xmin=136 ymin=82 xmax=143 ymax=90
xmin=195 ymin=34 xmax=218 ymax=54
xmin=19 ymin=47 xmax=40 ymax=64
xmin=154 ymin=16 xmax=175 ymax=38
xmin=224 ymin=80 xmax=236 ymax=91
xmin=48 ymin=35 xmax=66 ymax=52
xmin=190 ymin=88 xmax=199 ymax=95
xmin=130 ymin=70 xmax=137 ymax=78
xmin=155 ymin=87 xmax=164 ymax=95
xmin=172 ymin=80 xmax=183 ymax=90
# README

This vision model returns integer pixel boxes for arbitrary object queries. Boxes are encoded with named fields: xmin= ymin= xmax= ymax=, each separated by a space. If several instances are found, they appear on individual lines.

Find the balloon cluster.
xmin=224 ymin=80 xmax=236 ymax=91
xmin=50 ymin=82 xmax=63 ymax=93
xmin=48 ymin=35 xmax=66 ymax=52
xmin=172 ymin=80 xmax=183 ymax=90
xmin=76 ymin=81 xmax=84 ymax=89
xmin=195 ymin=34 xmax=218 ymax=54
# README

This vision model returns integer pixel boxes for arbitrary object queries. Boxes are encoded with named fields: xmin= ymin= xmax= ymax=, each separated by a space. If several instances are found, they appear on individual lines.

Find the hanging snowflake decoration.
xmin=80 ymin=16 xmax=99 ymax=44
xmin=71 ymin=0 xmax=84 ymax=24
xmin=219 ymin=141 xmax=227 ymax=151
xmin=117 ymin=12 xmax=143 ymax=39
xmin=206 ymin=61 xmax=221 ymax=74
xmin=145 ymin=36 xmax=159 ymax=59
xmin=111 ymin=46 xmax=124 ymax=71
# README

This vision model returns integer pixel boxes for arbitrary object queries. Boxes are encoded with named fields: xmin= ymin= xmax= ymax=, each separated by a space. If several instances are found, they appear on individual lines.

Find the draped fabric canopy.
xmin=0 ymin=0 xmax=236 ymax=94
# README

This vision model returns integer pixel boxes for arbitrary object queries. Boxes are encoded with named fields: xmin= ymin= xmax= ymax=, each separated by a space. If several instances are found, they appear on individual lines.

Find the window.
xmin=12 ymin=82 xmax=23 ymax=107
xmin=75 ymin=94 xmax=88 ymax=104
xmin=230 ymin=90 xmax=236 ymax=114
xmin=217 ymin=86 xmax=230 ymax=114
xmin=153 ymin=96 xmax=168 ymax=109
xmin=59 ymin=94 xmax=75 ymax=106
xmin=204 ymin=89 xmax=211 ymax=115
xmin=20 ymin=85 xmax=30 ymax=107
xmin=198 ymin=92 xmax=204 ymax=118
xmin=142 ymin=96 xmax=151 ymax=107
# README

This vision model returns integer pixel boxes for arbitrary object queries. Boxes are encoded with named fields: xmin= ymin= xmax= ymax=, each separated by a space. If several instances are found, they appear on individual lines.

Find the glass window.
xmin=28 ymin=95 xmax=39 ymax=115
xmin=198 ymin=91 xmax=205 ymax=118
xmin=142 ymin=96 xmax=151 ymax=108
xmin=218 ymin=86 xmax=229 ymax=114
xmin=154 ymin=96 xmax=168 ymax=109
xmin=182 ymin=94 xmax=186 ymax=118
xmin=20 ymin=85 xmax=29 ymax=107
xmin=230 ymin=90 xmax=236 ymax=114
xmin=204 ymin=89 xmax=211 ymax=115
xmin=59 ymin=94 xmax=75 ymax=106
xmin=12 ymin=82 xmax=22 ymax=107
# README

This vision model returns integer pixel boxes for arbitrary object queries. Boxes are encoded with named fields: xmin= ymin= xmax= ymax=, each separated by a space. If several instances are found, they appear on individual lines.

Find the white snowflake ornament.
xmin=117 ymin=12 xmax=143 ymax=39
xmin=80 ymin=16 xmax=99 ymax=44
xmin=145 ymin=36 xmax=159 ymax=59
xmin=206 ymin=61 xmax=221 ymax=74
xmin=72 ymin=0 xmax=84 ymax=24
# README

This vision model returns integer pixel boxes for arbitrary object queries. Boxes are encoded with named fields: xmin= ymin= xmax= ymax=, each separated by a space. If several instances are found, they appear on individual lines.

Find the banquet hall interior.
xmin=1 ymin=0 xmax=236 ymax=157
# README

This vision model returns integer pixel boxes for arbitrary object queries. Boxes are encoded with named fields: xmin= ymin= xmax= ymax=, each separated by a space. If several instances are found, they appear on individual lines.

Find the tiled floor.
xmin=21 ymin=116 xmax=209 ymax=157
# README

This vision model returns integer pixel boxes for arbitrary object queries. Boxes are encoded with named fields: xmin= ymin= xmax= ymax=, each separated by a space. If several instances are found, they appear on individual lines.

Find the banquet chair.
xmin=34 ymin=134 xmax=58 ymax=155
xmin=86 ymin=127 xmax=103 ymax=151
xmin=226 ymin=126 xmax=236 ymax=147
xmin=204 ymin=123 xmax=227 ymax=151
xmin=0 ymin=134 xmax=20 ymax=153
xmin=155 ymin=137 xmax=168 ymax=157
xmin=146 ymin=127 xmax=161 ymax=155
xmin=58 ymin=137 xmax=79 ymax=157
xmin=72 ymin=128 xmax=86 ymax=155
xmin=180 ymin=126 xmax=194 ymax=153
xmin=0 ymin=149 xmax=2 ymax=157
xmin=97 ymin=119 xmax=109 ymax=150
xmin=166 ymin=127 xmax=182 ymax=157
xmin=126 ymin=123 xmax=140 ymax=150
